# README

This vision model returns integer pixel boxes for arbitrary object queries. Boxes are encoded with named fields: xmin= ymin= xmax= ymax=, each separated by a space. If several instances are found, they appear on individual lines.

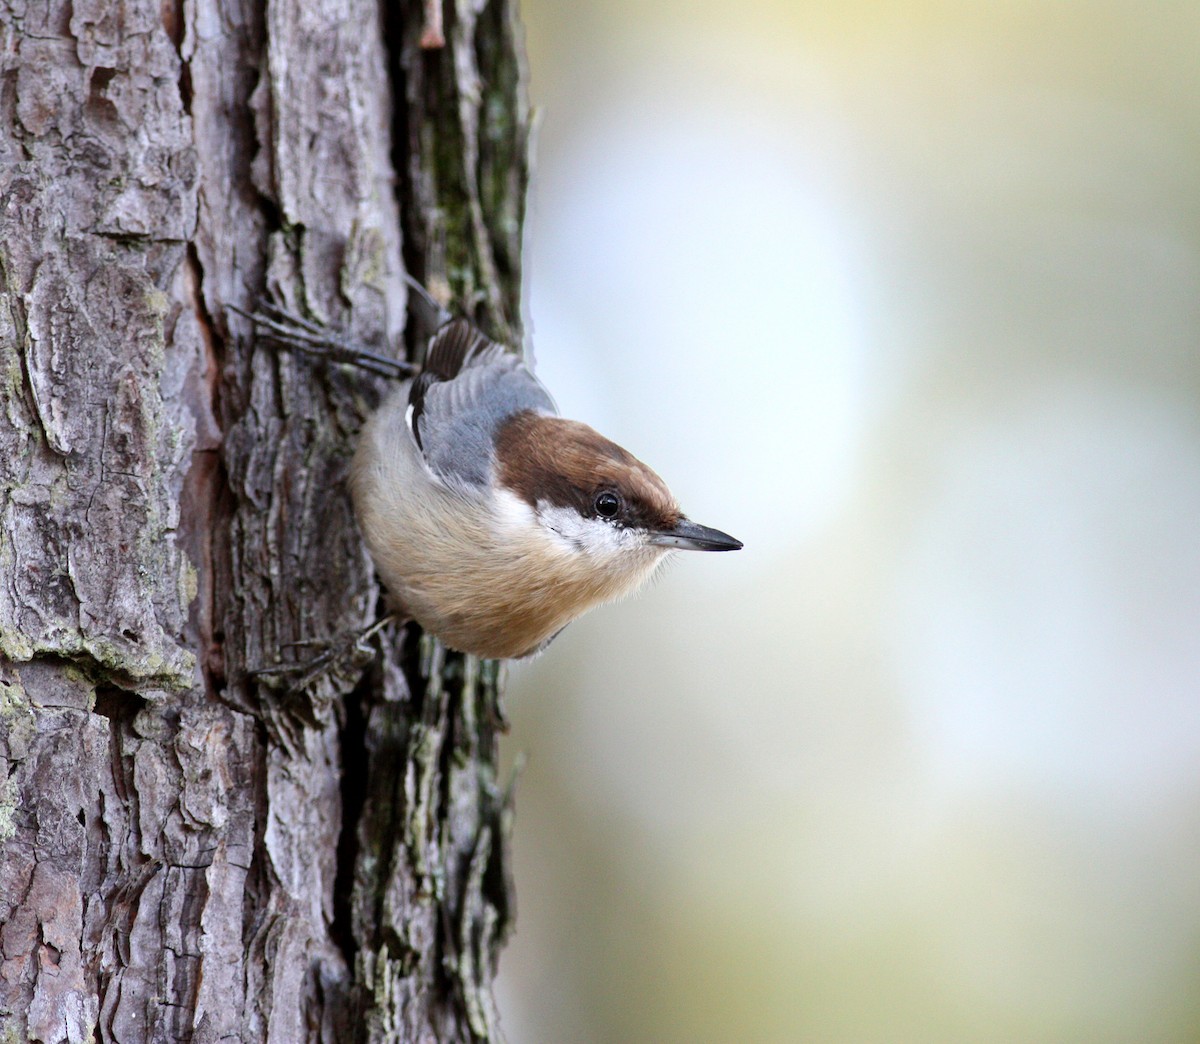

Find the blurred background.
xmin=493 ymin=2 xmax=1200 ymax=1040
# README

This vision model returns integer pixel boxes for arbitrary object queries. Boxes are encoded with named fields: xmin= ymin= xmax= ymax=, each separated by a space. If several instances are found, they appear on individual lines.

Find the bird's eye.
xmin=594 ymin=491 xmax=621 ymax=519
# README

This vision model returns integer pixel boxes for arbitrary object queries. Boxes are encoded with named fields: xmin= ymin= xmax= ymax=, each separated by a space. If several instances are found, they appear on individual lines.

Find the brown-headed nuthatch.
xmin=350 ymin=311 xmax=742 ymax=659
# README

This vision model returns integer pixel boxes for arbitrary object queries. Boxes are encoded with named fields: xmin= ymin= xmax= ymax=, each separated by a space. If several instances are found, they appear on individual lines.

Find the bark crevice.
xmin=1 ymin=0 xmax=531 ymax=1037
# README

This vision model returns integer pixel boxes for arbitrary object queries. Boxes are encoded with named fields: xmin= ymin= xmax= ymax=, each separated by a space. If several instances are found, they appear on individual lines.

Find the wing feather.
xmin=409 ymin=319 xmax=556 ymax=488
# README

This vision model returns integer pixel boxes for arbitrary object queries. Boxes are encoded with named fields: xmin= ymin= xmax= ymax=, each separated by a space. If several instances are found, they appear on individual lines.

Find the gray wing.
xmin=411 ymin=319 xmax=556 ymax=488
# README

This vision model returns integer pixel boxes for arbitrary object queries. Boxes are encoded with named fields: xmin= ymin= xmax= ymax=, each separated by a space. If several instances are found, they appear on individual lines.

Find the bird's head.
xmin=493 ymin=412 xmax=741 ymax=593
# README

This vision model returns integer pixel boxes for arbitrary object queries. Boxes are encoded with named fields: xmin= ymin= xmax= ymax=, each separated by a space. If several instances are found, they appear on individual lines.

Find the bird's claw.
xmin=249 ymin=615 xmax=398 ymax=691
xmin=228 ymin=301 xmax=415 ymax=379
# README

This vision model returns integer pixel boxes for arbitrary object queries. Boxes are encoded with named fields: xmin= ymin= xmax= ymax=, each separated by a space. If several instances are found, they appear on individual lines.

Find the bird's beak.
xmin=647 ymin=517 xmax=743 ymax=552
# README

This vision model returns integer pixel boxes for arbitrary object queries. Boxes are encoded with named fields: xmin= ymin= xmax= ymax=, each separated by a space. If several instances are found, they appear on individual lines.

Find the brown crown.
xmin=495 ymin=412 xmax=681 ymax=532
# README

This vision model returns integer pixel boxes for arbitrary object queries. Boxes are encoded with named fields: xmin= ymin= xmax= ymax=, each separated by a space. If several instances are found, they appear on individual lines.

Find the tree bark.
xmin=0 ymin=0 xmax=529 ymax=1038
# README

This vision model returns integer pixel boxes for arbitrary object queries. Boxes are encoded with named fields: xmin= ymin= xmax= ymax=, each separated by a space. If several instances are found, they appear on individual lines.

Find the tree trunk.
xmin=0 ymin=0 xmax=529 ymax=1038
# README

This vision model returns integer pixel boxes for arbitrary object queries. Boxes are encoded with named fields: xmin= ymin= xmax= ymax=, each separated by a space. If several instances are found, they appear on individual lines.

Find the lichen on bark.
xmin=0 ymin=0 xmax=532 ymax=1038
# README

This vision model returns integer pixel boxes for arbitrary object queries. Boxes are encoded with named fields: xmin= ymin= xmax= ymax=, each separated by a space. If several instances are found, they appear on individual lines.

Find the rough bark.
xmin=0 ymin=0 xmax=528 ymax=1038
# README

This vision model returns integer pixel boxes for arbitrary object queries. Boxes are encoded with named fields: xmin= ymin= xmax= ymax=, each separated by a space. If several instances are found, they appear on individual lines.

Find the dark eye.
xmin=594 ymin=491 xmax=621 ymax=519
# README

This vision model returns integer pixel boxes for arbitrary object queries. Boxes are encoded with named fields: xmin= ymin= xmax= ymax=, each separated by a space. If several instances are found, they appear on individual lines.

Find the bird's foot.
xmin=250 ymin=614 xmax=399 ymax=691
xmin=228 ymin=301 xmax=415 ymax=379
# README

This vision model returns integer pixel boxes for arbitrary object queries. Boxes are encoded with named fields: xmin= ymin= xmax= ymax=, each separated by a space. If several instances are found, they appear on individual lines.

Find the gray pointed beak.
xmin=647 ymin=517 xmax=743 ymax=552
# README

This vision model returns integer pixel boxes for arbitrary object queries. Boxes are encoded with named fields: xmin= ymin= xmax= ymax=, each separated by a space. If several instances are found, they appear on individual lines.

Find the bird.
xmin=348 ymin=309 xmax=742 ymax=660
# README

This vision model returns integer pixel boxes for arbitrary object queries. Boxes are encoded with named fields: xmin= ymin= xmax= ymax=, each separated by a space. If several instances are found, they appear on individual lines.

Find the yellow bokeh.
xmin=499 ymin=3 xmax=1200 ymax=1041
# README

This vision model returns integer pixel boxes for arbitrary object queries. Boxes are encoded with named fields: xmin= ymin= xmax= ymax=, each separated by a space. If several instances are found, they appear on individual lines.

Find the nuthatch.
xmin=349 ymin=308 xmax=742 ymax=660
